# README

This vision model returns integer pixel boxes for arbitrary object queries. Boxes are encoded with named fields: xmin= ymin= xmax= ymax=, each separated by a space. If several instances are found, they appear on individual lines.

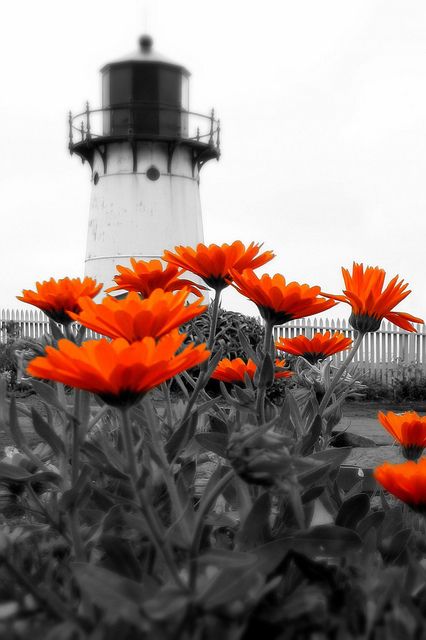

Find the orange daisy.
xmin=275 ymin=331 xmax=352 ymax=365
xmin=27 ymin=332 xmax=209 ymax=408
xmin=211 ymin=357 xmax=292 ymax=383
xmin=374 ymin=459 xmax=426 ymax=512
xmin=162 ymin=241 xmax=275 ymax=289
xmin=18 ymin=277 xmax=102 ymax=325
xmin=229 ymin=270 xmax=337 ymax=326
xmin=321 ymin=263 xmax=423 ymax=333
xmin=378 ymin=411 xmax=426 ymax=460
xmin=105 ymin=258 xmax=203 ymax=298
xmin=69 ymin=289 xmax=207 ymax=342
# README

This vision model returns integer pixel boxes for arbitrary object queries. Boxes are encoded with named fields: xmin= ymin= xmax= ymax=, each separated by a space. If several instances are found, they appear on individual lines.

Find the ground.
xmin=2 ymin=397 xmax=426 ymax=468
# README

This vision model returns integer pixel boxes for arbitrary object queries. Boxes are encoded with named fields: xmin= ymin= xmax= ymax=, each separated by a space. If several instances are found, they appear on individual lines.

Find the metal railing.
xmin=68 ymin=102 xmax=220 ymax=153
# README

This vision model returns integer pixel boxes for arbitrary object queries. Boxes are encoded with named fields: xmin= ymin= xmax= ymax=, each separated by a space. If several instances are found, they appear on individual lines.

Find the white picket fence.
xmin=274 ymin=318 xmax=426 ymax=384
xmin=1 ymin=309 xmax=425 ymax=384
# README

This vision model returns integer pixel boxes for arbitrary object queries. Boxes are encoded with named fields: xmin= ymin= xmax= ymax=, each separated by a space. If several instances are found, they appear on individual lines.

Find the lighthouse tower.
xmin=68 ymin=35 xmax=220 ymax=290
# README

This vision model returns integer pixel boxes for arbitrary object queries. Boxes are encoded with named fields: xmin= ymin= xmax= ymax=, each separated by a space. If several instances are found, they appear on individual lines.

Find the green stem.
xmin=143 ymin=398 xmax=191 ymax=540
xmin=318 ymin=331 xmax=365 ymax=416
xmin=119 ymin=408 xmax=187 ymax=590
xmin=119 ymin=408 xmax=139 ymax=487
xmin=180 ymin=287 xmax=224 ymax=425
xmin=263 ymin=321 xmax=274 ymax=358
xmin=189 ymin=468 xmax=234 ymax=591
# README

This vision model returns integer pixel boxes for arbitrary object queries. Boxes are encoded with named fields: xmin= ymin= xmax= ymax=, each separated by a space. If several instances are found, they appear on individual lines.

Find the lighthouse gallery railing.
xmin=68 ymin=103 xmax=220 ymax=154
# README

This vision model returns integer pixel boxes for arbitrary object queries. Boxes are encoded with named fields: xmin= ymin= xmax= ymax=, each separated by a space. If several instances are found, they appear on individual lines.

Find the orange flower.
xmin=378 ymin=411 xmax=426 ymax=460
xmin=321 ymin=263 xmax=423 ymax=333
xmin=211 ymin=357 xmax=292 ymax=383
xmin=230 ymin=270 xmax=337 ymax=326
xmin=274 ymin=358 xmax=293 ymax=379
xmin=212 ymin=358 xmax=257 ymax=383
xmin=18 ymin=277 xmax=102 ymax=325
xmin=163 ymin=241 xmax=275 ymax=289
xmin=27 ymin=332 xmax=209 ymax=408
xmin=69 ymin=290 xmax=207 ymax=342
xmin=374 ymin=459 xmax=426 ymax=512
xmin=275 ymin=331 xmax=352 ymax=365
xmin=105 ymin=258 xmax=203 ymax=298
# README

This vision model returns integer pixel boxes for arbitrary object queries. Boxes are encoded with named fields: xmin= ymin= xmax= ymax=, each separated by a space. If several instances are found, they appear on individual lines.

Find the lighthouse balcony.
xmin=68 ymin=103 xmax=220 ymax=170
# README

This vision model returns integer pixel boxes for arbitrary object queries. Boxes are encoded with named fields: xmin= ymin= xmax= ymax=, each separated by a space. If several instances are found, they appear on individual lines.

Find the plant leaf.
xmin=31 ymin=407 xmax=65 ymax=456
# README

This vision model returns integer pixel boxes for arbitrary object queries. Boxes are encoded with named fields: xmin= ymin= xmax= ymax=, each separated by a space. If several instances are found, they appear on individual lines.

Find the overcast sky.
xmin=1 ymin=0 xmax=426 ymax=323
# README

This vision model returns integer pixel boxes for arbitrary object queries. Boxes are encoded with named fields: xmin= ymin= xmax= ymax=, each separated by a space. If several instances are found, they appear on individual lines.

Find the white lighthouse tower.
xmin=68 ymin=35 xmax=220 ymax=290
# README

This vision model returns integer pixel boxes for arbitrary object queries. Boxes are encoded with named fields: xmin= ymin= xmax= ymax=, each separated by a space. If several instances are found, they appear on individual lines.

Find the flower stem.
xmin=119 ymin=408 xmax=139 ymax=487
xmin=119 ymin=408 xmax=187 ymax=590
xmin=180 ymin=287 xmax=224 ymax=425
xmin=263 ymin=320 xmax=274 ymax=357
xmin=318 ymin=331 xmax=365 ymax=416
xmin=189 ymin=468 xmax=234 ymax=591
xmin=207 ymin=286 xmax=224 ymax=352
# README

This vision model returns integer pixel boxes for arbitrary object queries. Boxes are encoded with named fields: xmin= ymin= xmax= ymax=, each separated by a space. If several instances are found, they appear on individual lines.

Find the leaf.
xmin=380 ymin=528 xmax=412 ymax=562
xmin=30 ymin=380 xmax=69 ymax=415
xmin=49 ymin=321 xmax=65 ymax=341
xmin=60 ymin=465 xmax=93 ymax=512
xmin=299 ymin=415 xmax=323 ymax=455
xmin=252 ymin=525 xmax=363 ymax=573
xmin=165 ymin=412 xmax=197 ymax=462
xmin=8 ymin=396 xmax=24 ymax=448
xmin=335 ymin=493 xmax=370 ymax=529
xmin=237 ymin=329 xmax=259 ymax=363
xmin=100 ymin=534 xmax=141 ymax=580
xmin=307 ymin=447 xmax=352 ymax=470
xmin=195 ymin=432 xmax=229 ymax=458
xmin=73 ymin=563 xmax=147 ymax=626
xmin=301 ymin=486 xmax=324 ymax=504
xmin=83 ymin=441 xmax=127 ymax=479
xmin=287 ymin=391 xmax=304 ymax=437
xmin=31 ymin=408 xmax=65 ymax=456
xmin=0 ymin=461 xmax=33 ymax=481
xmin=209 ymin=415 xmax=229 ymax=435
xmin=198 ymin=566 xmax=264 ymax=609
xmin=297 ymin=462 xmax=331 ymax=489
xmin=357 ymin=511 xmax=385 ymax=538
xmin=236 ymin=492 xmax=271 ymax=549
xmin=254 ymin=353 xmax=274 ymax=388
xmin=198 ymin=549 xmax=257 ymax=568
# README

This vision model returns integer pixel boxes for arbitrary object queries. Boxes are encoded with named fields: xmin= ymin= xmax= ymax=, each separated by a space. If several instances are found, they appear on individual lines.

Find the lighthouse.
xmin=68 ymin=35 xmax=220 ymax=290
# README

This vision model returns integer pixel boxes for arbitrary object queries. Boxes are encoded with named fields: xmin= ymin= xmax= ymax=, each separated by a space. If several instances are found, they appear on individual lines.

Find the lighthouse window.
xmin=159 ymin=69 xmax=180 ymax=107
xmin=93 ymin=172 xmax=99 ymax=185
xmin=109 ymin=67 xmax=132 ymax=105
xmin=146 ymin=166 xmax=160 ymax=181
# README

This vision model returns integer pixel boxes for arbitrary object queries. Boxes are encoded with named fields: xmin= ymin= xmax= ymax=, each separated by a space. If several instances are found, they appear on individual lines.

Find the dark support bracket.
xmin=131 ymin=140 xmax=138 ymax=173
xmin=167 ymin=142 xmax=177 ymax=174
xmin=97 ymin=145 xmax=107 ymax=174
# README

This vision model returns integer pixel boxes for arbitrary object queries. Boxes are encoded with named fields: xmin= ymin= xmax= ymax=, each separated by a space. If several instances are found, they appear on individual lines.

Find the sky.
xmin=1 ymin=0 xmax=426 ymax=322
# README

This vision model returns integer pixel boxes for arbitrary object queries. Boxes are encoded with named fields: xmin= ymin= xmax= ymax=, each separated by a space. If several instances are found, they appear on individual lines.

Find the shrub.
xmin=184 ymin=306 xmax=265 ymax=359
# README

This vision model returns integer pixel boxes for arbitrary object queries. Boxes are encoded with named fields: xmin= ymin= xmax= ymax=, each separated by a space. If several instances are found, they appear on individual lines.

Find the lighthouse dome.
xmin=101 ymin=35 xmax=190 ymax=76
xmin=100 ymin=35 xmax=190 ymax=137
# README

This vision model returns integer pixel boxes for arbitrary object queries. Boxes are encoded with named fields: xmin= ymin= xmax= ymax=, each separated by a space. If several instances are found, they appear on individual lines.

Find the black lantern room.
xmin=69 ymin=36 xmax=220 ymax=173
xmin=101 ymin=35 xmax=189 ymax=138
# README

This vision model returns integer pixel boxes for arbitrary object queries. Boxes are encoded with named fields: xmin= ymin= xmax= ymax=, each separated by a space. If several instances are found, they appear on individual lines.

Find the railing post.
xmin=209 ymin=108 xmax=215 ymax=144
xmin=216 ymin=119 xmax=221 ymax=155
xmin=68 ymin=111 xmax=73 ymax=149
xmin=196 ymin=127 xmax=200 ymax=142
xmin=80 ymin=121 xmax=85 ymax=142
xmin=86 ymin=101 xmax=91 ymax=140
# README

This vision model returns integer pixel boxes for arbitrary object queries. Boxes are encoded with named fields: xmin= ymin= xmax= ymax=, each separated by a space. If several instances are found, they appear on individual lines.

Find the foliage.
xmin=0 ymin=266 xmax=425 ymax=638
xmin=361 ymin=362 xmax=426 ymax=402
xmin=184 ymin=306 xmax=265 ymax=359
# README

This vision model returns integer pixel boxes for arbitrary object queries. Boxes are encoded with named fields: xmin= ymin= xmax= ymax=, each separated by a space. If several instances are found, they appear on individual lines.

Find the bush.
xmin=184 ymin=306 xmax=265 ymax=359
xmin=360 ymin=362 xmax=426 ymax=402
